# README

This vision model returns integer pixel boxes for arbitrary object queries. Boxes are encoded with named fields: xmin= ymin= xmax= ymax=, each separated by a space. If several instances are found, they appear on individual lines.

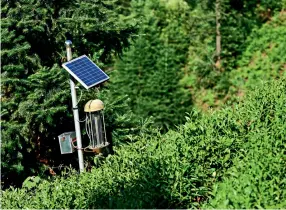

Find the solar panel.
xmin=62 ymin=55 xmax=109 ymax=89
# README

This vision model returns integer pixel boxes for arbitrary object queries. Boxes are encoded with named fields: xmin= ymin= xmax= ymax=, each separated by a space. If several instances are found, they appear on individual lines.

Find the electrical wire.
xmin=75 ymin=86 xmax=83 ymax=107
xmin=71 ymin=138 xmax=90 ymax=150
xmin=74 ymin=88 xmax=87 ymax=123
xmin=77 ymin=115 xmax=88 ymax=123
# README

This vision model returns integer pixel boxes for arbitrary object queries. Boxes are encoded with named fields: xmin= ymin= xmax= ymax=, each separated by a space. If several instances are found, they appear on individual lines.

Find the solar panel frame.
xmin=62 ymin=55 xmax=109 ymax=89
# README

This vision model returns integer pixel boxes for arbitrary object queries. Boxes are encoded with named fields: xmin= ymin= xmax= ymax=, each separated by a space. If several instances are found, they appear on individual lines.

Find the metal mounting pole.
xmin=65 ymin=40 xmax=84 ymax=172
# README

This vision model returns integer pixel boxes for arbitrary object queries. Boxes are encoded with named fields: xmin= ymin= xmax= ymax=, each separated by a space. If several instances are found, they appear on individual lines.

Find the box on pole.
xmin=58 ymin=132 xmax=76 ymax=154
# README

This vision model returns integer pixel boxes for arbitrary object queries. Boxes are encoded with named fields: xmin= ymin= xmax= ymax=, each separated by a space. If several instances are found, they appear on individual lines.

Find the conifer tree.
xmin=1 ymin=0 xmax=136 ymax=188
xmin=109 ymin=0 xmax=192 ymax=131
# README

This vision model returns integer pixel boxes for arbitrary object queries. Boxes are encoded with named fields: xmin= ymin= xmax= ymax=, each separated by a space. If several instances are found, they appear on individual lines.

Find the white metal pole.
xmin=65 ymin=40 xmax=84 ymax=172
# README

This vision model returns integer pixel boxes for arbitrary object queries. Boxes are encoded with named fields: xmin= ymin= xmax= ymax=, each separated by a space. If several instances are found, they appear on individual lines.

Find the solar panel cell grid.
xmin=62 ymin=55 xmax=109 ymax=89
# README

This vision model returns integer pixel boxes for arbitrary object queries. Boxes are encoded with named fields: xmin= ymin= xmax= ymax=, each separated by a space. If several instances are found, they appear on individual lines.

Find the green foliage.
xmin=110 ymin=0 xmax=192 ymax=131
xmin=1 ymin=0 xmax=137 ymax=188
xmin=181 ymin=0 xmax=285 ymax=108
xmin=2 ymin=77 xmax=285 ymax=209
xmin=229 ymin=11 xmax=286 ymax=99
xmin=220 ymin=0 xmax=284 ymax=71
xmin=86 ymin=89 xmax=156 ymax=146
xmin=2 ymin=0 xmax=286 ymax=207
xmin=205 ymin=78 xmax=286 ymax=208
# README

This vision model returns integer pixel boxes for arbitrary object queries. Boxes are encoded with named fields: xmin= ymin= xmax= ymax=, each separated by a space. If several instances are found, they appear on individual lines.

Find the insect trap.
xmin=84 ymin=99 xmax=109 ymax=153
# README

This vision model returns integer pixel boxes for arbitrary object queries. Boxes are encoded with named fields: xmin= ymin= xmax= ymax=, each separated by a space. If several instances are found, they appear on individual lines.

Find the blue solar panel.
xmin=62 ymin=55 xmax=109 ymax=89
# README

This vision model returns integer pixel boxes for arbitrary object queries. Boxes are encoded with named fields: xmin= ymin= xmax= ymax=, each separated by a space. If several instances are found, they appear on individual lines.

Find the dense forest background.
xmin=1 ymin=0 xmax=286 ymax=208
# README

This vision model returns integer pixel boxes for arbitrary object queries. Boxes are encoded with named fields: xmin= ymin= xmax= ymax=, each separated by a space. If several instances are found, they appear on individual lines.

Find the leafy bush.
xmin=2 ymin=76 xmax=285 ymax=209
xmin=229 ymin=11 xmax=286 ymax=100
xmin=181 ymin=4 xmax=285 ymax=109
xmin=205 ymin=78 xmax=286 ymax=208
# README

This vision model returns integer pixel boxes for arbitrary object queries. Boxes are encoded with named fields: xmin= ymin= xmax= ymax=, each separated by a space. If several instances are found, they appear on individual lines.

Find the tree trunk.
xmin=215 ymin=0 xmax=221 ymax=69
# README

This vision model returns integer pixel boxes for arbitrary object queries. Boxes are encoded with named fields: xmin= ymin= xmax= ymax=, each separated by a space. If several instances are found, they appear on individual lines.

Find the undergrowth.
xmin=2 ymin=77 xmax=286 ymax=209
xmin=229 ymin=11 xmax=286 ymax=101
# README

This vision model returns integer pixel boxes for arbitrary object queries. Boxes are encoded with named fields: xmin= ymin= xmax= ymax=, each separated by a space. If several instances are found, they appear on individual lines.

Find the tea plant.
xmin=205 ymin=78 xmax=286 ymax=208
xmin=2 ymin=77 xmax=285 ymax=209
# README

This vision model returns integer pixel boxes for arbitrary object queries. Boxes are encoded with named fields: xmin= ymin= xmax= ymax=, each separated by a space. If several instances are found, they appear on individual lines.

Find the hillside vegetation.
xmin=1 ymin=0 xmax=286 ymax=208
xmin=181 ymin=7 xmax=286 ymax=109
xmin=229 ymin=11 xmax=286 ymax=101
xmin=2 ymin=77 xmax=286 ymax=209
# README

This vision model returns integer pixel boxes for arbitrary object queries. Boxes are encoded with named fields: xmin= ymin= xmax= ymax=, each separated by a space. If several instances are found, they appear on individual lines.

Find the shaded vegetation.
xmin=229 ymin=11 xmax=286 ymax=97
xmin=109 ymin=0 xmax=192 ymax=131
xmin=1 ymin=0 xmax=137 ymax=188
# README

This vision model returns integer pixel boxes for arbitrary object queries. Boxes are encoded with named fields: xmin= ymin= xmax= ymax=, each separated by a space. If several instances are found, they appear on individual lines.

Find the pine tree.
xmin=109 ymin=0 xmax=192 ymax=131
xmin=1 ymin=0 xmax=136 ymax=188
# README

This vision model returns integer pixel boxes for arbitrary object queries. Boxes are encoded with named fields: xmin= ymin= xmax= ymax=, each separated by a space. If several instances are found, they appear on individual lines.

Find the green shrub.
xmin=229 ymin=11 xmax=286 ymax=99
xmin=2 ymin=77 xmax=285 ymax=209
xmin=205 ymin=78 xmax=286 ymax=208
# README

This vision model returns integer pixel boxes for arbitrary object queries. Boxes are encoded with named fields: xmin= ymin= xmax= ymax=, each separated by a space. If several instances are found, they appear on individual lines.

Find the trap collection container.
xmin=84 ymin=99 xmax=109 ymax=151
